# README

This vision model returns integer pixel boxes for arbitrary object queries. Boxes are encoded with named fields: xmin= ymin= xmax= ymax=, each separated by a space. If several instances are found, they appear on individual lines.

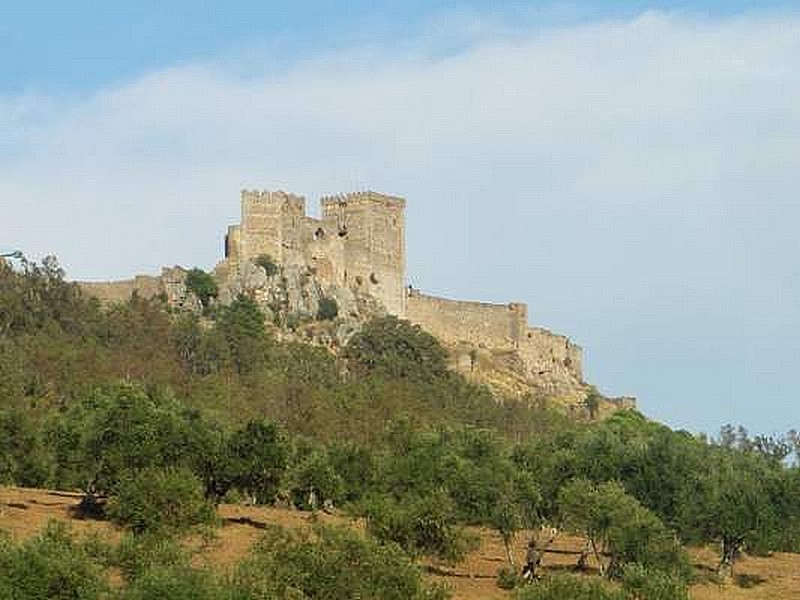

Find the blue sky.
xmin=2 ymin=1 xmax=793 ymax=92
xmin=2 ymin=2 xmax=799 ymax=436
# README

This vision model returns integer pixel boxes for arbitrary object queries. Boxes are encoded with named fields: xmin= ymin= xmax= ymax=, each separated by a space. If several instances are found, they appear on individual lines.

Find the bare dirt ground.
xmin=2 ymin=486 xmax=799 ymax=599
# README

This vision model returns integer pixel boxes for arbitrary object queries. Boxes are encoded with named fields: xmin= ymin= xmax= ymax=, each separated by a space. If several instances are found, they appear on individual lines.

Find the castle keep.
xmin=219 ymin=190 xmax=406 ymax=317
xmin=79 ymin=187 xmax=591 ymax=402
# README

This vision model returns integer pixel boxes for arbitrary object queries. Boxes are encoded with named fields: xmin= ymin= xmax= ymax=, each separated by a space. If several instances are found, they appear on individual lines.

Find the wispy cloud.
xmin=2 ymin=10 xmax=799 ymax=431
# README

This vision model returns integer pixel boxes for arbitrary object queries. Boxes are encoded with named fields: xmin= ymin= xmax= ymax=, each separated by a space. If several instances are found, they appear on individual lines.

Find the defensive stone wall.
xmin=518 ymin=326 xmax=583 ymax=383
xmin=78 ymin=275 xmax=161 ymax=304
xmin=406 ymin=289 xmax=583 ymax=384
xmin=405 ymin=289 xmax=528 ymax=349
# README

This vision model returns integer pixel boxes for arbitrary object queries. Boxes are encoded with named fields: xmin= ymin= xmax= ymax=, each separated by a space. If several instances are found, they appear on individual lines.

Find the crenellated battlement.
xmin=320 ymin=190 xmax=405 ymax=209
xmin=241 ymin=189 xmax=306 ymax=206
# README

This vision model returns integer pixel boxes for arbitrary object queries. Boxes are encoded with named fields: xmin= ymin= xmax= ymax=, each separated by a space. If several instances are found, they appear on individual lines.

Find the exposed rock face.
xmin=219 ymin=261 xmax=387 ymax=348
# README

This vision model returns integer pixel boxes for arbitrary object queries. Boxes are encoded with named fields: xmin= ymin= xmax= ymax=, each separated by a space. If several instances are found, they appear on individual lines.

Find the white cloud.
xmin=1 ymin=10 xmax=799 ymax=432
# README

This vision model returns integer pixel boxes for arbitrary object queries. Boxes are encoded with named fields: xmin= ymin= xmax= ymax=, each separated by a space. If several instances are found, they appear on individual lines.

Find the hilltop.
xmin=77 ymin=188 xmax=632 ymax=414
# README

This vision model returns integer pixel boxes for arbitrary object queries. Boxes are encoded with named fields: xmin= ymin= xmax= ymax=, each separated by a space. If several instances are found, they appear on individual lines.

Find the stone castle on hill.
xmin=218 ymin=190 xmax=407 ymax=317
xmin=80 ymin=188 xmax=630 ymax=407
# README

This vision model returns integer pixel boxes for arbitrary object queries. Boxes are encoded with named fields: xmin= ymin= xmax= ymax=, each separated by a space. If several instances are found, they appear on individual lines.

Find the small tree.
xmin=185 ymin=268 xmax=218 ymax=309
xmin=343 ymin=316 xmax=449 ymax=383
xmin=214 ymin=420 xmax=288 ymax=503
xmin=215 ymin=294 xmax=270 ymax=373
xmin=107 ymin=467 xmax=216 ymax=535
xmin=362 ymin=490 xmax=476 ymax=564
xmin=584 ymin=388 xmax=602 ymax=421
xmin=317 ymin=296 xmax=339 ymax=321
xmin=558 ymin=480 xmax=688 ymax=579
xmin=237 ymin=524 xmax=448 ymax=600
xmin=685 ymin=449 xmax=773 ymax=579
xmin=254 ymin=254 xmax=279 ymax=277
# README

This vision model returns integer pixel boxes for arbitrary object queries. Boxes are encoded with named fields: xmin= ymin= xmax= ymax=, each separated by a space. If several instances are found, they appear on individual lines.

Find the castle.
xmin=217 ymin=190 xmax=407 ymax=317
xmin=217 ymin=189 xmax=586 ymax=396
xmin=80 ymin=187 xmax=599 ymax=403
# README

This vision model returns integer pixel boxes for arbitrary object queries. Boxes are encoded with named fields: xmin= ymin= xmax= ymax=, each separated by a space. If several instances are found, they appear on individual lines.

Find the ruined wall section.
xmin=405 ymin=290 xmax=527 ymax=349
xmin=518 ymin=327 xmax=583 ymax=385
xmin=406 ymin=290 xmax=584 ymax=393
xmin=322 ymin=192 xmax=406 ymax=317
xmin=78 ymin=275 xmax=161 ymax=304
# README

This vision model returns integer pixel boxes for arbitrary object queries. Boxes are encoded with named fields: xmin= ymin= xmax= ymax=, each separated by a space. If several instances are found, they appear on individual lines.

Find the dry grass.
xmin=2 ymin=486 xmax=799 ymax=599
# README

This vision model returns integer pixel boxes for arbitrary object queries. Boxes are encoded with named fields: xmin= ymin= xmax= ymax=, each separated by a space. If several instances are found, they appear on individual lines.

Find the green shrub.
xmin=515 ymin=574 xmax=625 ymax=600
xmin=343 ymin=316 xmax=449 ymax=383
xmin=254 ymin=254 xmax=279 ymax=277
xmin=107 ymin=467 xmax=217 ymax=535
xmin=317 ymin=296 xmax=339 ymax=321
xmin=215 ymin=420 xmax=287 ymax=503
xmin=118 ymin=564 xmax=224 ymax=600
xmin=113 ymin=533 xmax=188 ymax=583
xmin=0 ymin=408 xmax=52 ymax=487
xmin=0 ymin=521 xmax=107 ymax=600
xmin=287 ymin=447 xmax=344 ymax=510
xmin=621 ymin=564 xmax=689 ymax=600
xmin=216 ymin=294 xmax=270 ymax=373
xmin=185 ymin=268 xmax=218 ymax=308
xmin=497 ymin=566 xmax=523 ymax=590
xmin=236 ymin=524 xmax=449 ymax=599
xmin=362 ymin=490 xmax=476 ymax=564
xmin=47 ymin=383 xmax=220 ymax=495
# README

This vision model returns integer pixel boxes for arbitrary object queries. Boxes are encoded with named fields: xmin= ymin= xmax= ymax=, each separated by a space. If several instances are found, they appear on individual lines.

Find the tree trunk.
xmin=591 ymin=539 xmax=606 ymax=577
xmin=718 ymin=538 xmax=738 ymax=580
xmin=503 ymin=536 xmax=516 ymax=569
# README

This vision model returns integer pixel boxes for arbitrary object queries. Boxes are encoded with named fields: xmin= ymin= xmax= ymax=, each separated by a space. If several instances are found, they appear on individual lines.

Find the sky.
xmin=1 ymin=1 xmax=799 ymax=435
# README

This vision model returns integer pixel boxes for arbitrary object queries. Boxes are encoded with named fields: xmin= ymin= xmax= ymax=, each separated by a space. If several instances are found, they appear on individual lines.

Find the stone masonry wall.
xmin=405 ymin=290 xmax=528 ymax=349
xmin=518 ymin=327 xmax=583 ymax=384
xmin=406 ymin=289 xmax=584 ymax=386
xmin=78 ymin=275 xmax=162 ymax=304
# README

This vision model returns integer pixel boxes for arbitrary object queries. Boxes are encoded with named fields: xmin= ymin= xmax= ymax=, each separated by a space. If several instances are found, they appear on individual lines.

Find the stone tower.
xmin=221 ymin=189 xmax=407 ymax=317
xmin=225 ymin=190 xmax=307 ymax=271
xmin=321 ymin=191 xmax=406 ymax=317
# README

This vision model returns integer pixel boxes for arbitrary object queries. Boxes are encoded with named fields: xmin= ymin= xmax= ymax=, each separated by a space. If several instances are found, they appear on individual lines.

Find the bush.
xmin=0 ymin=521 xmax=107 ymax=600
xmin=215 ymin=294 xmax=270 ymax=373
xmin=0 ymin=408 xmax=52 ymax=487
xmin=113 ymin=533 xmax=188 ymax=583
xmin=515 ymin=574 xmax=625 ymax=600
xmin=214 ymin=420 xmax=288 ymax=503
xmin=185 ymin=268 xmax=218 ymax=308
xmin=107 ymin=467 xmax=217 ymax=535
xmin=497 ymin=566 xmax=523 ymax=590
xmin=236 ymin=524 xmax=449 ymax=600
xmin=287 ymin=446 xmax=344 ymax=510
xmin=317 ymin=296 xmax=339 ymax=320
xmin=254 ymin=254 xmax=279 ymax=277
xmin=362 ymin=490 xmax=476 ymax=564
xmin=343 ymin=316 xmax=449 ymax=383
xmin=118 ymin=564 xmax=224 ymax=600
xmin=621 ymin=564 xmax=689 ymax=600
xmin=47 ymin=384 xmax=220 ymax=495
